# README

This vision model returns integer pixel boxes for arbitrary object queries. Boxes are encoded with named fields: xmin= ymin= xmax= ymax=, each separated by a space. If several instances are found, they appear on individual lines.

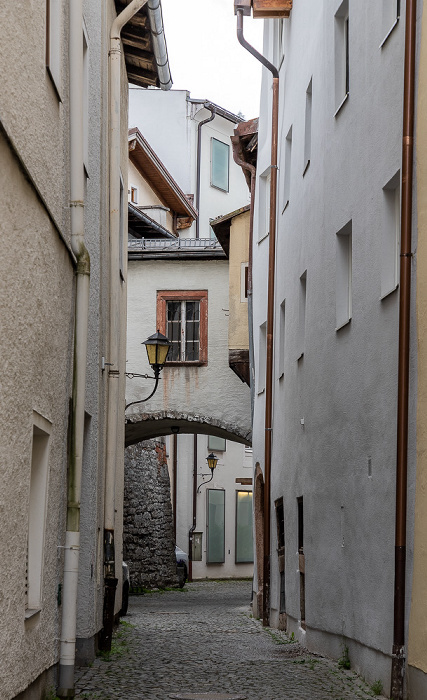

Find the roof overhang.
xmin=129 ymin=127 xmax=197 ymax=223
xmin=210 ymin=205 xmax=251 ymax=258
xmin=114 ymin=0 xmax=172 ymax=89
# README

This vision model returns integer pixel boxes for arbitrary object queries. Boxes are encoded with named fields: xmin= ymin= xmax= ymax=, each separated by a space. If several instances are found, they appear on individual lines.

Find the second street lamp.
xmin=125 ymin=330 xmax=171 ymax=409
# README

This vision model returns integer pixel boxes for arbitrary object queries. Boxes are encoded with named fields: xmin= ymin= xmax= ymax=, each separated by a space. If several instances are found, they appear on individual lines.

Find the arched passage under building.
xmin=125 ymin=409 xmax=252 ymax=448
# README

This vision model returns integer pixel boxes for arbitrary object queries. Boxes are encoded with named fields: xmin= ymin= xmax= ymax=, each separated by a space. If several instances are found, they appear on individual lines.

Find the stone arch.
xmin=125 ymin=409 xmax=252 ymax=448
xmin=254 ymin=463 xmax=264 ymax=620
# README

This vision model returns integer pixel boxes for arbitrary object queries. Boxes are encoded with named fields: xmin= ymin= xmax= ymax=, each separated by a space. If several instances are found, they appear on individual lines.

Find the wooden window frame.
xmin=157 ymin=290 xmax=208 ymax=365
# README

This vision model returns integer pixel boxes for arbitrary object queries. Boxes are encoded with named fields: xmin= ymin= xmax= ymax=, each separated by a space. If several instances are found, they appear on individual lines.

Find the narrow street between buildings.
xmin=75 ymin=580 xmax=383 ymax=700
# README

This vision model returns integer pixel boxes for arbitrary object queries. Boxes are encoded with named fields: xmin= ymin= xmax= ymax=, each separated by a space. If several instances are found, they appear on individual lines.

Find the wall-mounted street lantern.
xmin=197 ymin=452 xmax=219 ymax=493
xmin=125 ymin=330 xmax=171 ymax=410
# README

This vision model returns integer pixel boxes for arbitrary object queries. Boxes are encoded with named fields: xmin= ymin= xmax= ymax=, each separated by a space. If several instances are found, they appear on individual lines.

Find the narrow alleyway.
xmin=75 ymin=581 xmax=384 ymax=700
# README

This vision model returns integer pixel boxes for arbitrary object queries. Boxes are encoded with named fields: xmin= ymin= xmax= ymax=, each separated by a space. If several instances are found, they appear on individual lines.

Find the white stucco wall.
xmin=126 ymin=258 xmax=251 ymax=438
xmin=252 ymin=2 xmax=415 ymax=693
xmin=128 ymin=89 xmax=250 ymax=239
xmin=174 ymin=434 xmax=253 ymax=580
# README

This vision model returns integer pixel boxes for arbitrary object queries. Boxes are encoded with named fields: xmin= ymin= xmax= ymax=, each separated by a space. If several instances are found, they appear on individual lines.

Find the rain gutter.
xmin=195 ymin=104 xmax=216 ymax=238
xmin=101 ymin=0 xmax=150 ymax=654
xmin=147 ymin=0 xmax=172 ymax=90
xmin=57 ymin=0 xmax=90 ymax=695
xmin=236 ymin=5 xmax=279 ymax=628
xmin=391 ymin=0 xmax=417 ymax=697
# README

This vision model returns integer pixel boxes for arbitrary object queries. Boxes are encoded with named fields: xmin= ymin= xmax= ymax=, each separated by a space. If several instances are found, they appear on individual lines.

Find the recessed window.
xmin=157 ymin=290 xmax=208 ymax=364
xmin=120 ymin=174 xmax=125 ymax=281
xmin=336 ymin=220 xmax=352 ymax=329
xmin=46 ymin=0 xmax=62 ymax=98
xmin=129 ymin=186 xmax=138 ymax=204
xmin=208 ymin=435 xmax=226 ymax=452
xmin=26 ymin=414 xmax=51 ymax=613
xmin=303 ymin=79 xmax=312 ymax=174
xmin=283 ymin=126 xmax=292 ymax=211
xmin=334 ymin=0 xmax=349 ymax=114
xmin=258 ymin=321 xmax=267 ymax=393
xmin=297 ymin=496 xmax=306 ymax=629
xmin=298 ymin=272 xmax=307 ymax=359
xmin=83 ymin=27 xmax=89 ymax=171
xmin=278 ymin=299 xmax=286 ymax=378
xmin=207 ymin=489 xmax=225 ymax=563
xmin=211 ymin=138 xmax=229 ymax=192
xmin=380 ymin=0 xmax=400 ymax=47
xmin=235 ymin=491 xmax=254 ymax=563
xmin=192 ymin=532 xmax=203 ymax=561
xmin=259 ymin=169 xmax=271 ymax=240
xmin=241 ymin=263 xmax=249 ymax=302
xmin=381 ymin=171 xmax=400 ymax=299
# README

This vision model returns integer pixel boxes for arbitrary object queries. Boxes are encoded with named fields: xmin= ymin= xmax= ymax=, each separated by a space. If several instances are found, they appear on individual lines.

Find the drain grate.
xmin=169 ymin=694 xmax=247 ymax=700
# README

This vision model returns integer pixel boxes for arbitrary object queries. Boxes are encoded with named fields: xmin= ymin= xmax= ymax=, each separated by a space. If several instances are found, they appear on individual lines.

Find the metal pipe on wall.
xmin=57 ymin=0 xmax=90 ymax=695
xmin=188 ymin=434 xmax=198 ymax=581
xmin=101 ymin=0 xmax=150 ymax=653
xmin=236 ymin=8 xmax=279 ymax=627
xmin=391 ymin=0 xmax=417 ymax=697
xmin=195 ymin=104 xmax=216 ymax=238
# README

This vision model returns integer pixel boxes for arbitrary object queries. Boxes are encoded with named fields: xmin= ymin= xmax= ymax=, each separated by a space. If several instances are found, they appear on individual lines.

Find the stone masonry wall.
xmin=124 ymin=439 xmax=178 ymax=589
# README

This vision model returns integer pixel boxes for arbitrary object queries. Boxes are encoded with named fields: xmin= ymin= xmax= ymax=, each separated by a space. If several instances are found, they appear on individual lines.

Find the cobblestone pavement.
xmin=75 ymin=580 xmax=384 ymax=700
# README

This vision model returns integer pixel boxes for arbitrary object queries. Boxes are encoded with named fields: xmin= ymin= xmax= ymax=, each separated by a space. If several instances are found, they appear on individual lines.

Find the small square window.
xmin=208 ymin=435 xmax=226 ymax=452
xmin=211 ymin=138 xmax=229 ymax=192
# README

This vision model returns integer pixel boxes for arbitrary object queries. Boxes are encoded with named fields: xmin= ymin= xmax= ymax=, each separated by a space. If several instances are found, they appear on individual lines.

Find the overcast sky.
xmin=160 ymin=0 xmax=264 ymax=120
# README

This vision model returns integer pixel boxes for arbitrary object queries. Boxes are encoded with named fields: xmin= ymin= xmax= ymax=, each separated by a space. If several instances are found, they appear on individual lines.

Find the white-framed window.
xmin=46 ymin=0 xmax=62 ymax=98
xmin=298 ymin=272 xmax=307 ymax=359
xmin=380 ymin=0 xmax=400 ymax=47
xmin=304 ymin=79 xmax=312 ymax=174
xmin=283 ymin=126 xmax=292 ymax=211
xmin=241 ymin=263 xmax=249 ymax=302
xmin=26 ymin=413 xmax=51 ymax=614
xmin=334 ymin=0 xmax=349 ymax=115
xmin=336 ymin=221 xmax=352 ymax=329
xmin=211 ymin=138 xmax=229 ymax=192
xmin=381 ymin=171 xmax=400 ymax=299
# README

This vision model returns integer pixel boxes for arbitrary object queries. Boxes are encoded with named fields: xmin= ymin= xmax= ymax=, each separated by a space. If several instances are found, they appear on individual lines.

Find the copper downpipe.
xmin=391 ymin=0 xmax=417 ymax=697
xmin=237 ymin=9 xmax=279 ymax=627
xmin=188 ymin=433 xmax=198 ymax=582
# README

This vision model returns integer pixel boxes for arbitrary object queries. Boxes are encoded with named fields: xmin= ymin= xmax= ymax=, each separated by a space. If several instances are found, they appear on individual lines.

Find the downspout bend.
xmin=236 ymin=8 xmax=279 ymax=627
xmin=196 ymin=104 xmax=216 ymax=238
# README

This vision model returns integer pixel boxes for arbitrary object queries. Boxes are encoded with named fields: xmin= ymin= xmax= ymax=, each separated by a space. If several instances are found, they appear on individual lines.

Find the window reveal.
xmin=167 ymin=300 xmax=200 ymax=362
xmin=211 ymin=138 xmax=230 ymax=192
xmin=157 ymin=290 xmax=208 ymax=365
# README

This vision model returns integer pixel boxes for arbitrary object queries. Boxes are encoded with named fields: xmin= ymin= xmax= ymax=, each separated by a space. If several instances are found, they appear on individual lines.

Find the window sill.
xmin=303 ymin=159 xmax=310 ymax=177
xmin=336 ymin=317 xmax=352 ymax=332
xmin=166 ymin=361 xmax=206 ymax=367
xmin=257 ymin=388 xmax=265 ymax=396
xmin=297 ymin=352 xmax=304 ymax=362
xmin=380 ymin=17 xmax=400 ymax=49
xmin=380 ymin=284 xmax=398 ymax=301
xmin=210 ymin=183 xmax=229 ymax=194
xmin=257 ymin=232 xmax=269 ymax=244
xmin=25 ymin=608 xmax=41 ymax=620
xmin=334 ymin=92 xmax=349 ymax=118
xmin=282 ymin=200 xmax=289 ymax=214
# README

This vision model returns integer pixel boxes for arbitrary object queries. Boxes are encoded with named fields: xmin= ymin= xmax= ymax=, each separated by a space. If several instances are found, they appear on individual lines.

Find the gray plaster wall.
xmin=252 ymin=2 xmax=417 ymax=695
xmin=124 ymin=441 xmax=177 ymax=589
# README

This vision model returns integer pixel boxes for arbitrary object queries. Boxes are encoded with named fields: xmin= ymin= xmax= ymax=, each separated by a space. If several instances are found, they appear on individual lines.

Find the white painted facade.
xmin=251 ymin=2 xmax=416 ymax=695
xmin=172 ymin=434 xmax=254 ymax=580
xmin=128 ymin=89 xmax=250 ymax=238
